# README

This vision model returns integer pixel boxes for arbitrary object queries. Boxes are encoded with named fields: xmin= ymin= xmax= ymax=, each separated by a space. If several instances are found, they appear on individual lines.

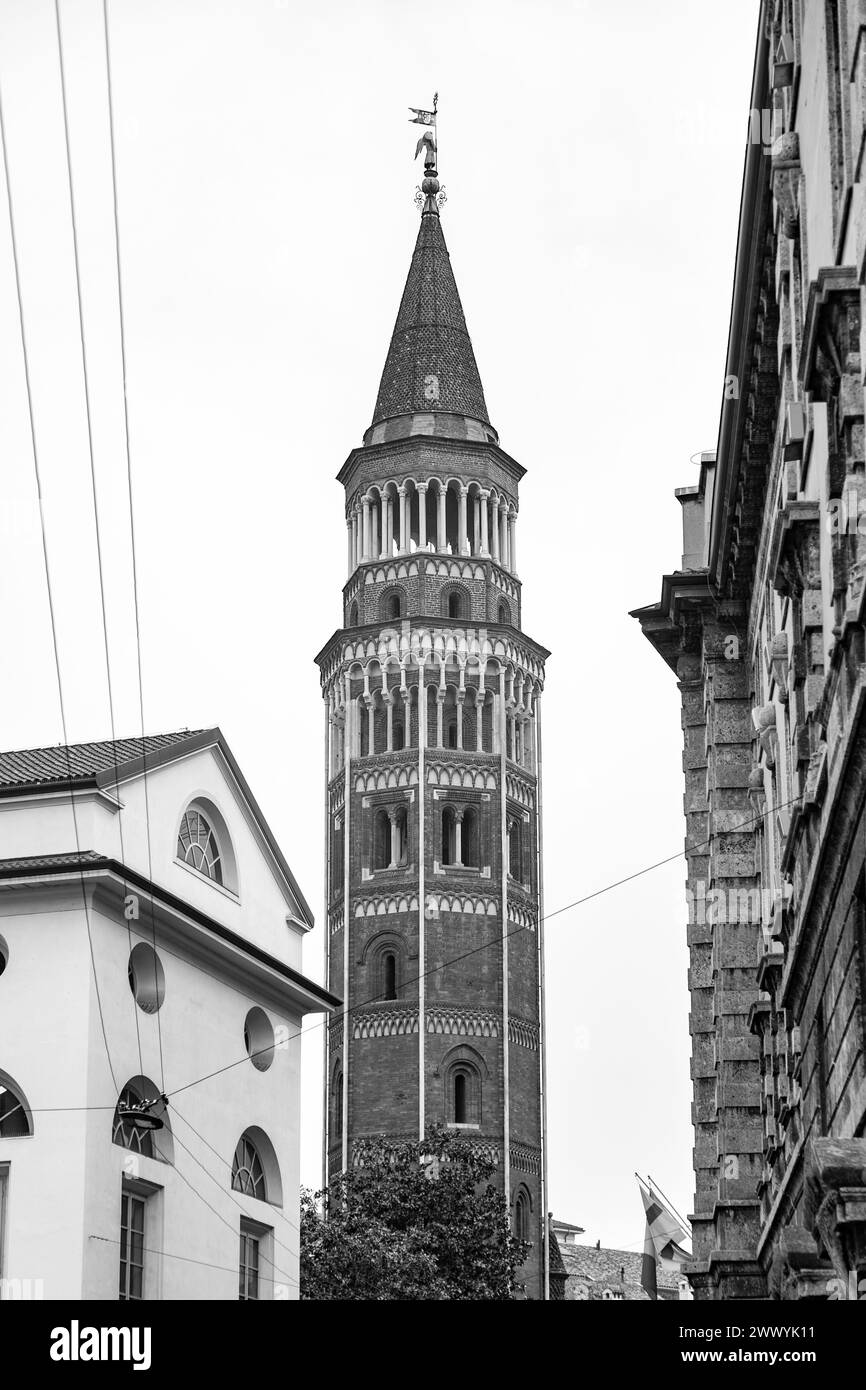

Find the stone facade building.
xmin=633 ymin=1 xmax=866 ymax=1300
xmin=316 ymin=154 xmax=549 ymax=1295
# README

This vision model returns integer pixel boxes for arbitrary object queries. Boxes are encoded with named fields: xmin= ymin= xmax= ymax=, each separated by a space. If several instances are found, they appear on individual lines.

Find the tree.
xmin=300 ymin=1126 xmax=528 ymax=1300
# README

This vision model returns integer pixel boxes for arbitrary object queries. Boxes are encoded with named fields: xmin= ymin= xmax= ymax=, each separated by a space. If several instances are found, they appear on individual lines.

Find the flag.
xmin=638 ymin=1181 xmax=690 ymax=1301
xmin=409 ymin=106 xmax=437 ymax=126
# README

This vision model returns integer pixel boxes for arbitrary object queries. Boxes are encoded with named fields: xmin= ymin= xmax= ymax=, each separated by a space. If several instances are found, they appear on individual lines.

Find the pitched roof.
xmin=559 ymin=1243 xmax=681 ymax=1301
xmin=371 ymin=205 xmax=491 ymax=430
xmin=0 ymin=731 xmax=203 ymax=791
xmin=0 ymin=728 xmax=314 ymax=926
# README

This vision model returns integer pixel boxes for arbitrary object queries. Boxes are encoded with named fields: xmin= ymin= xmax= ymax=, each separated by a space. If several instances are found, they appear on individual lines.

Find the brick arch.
xmin=360 ymin=929 xmax=406 ymax=1001
xmin=439 ymin=582 xmax=471 ymax=621
xmin=440 ymin=1040 xmax=490 ymax=1078
xmin=379 ymin=585 xmax=407 ymax=621
xmin=441 ymin=1043 xmax=488 ymax=1126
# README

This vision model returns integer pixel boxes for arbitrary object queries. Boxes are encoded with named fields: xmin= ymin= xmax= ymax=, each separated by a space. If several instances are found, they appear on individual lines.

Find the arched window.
xmin=349 ymin=601 xmax=359 ymax=627
xmin=383 ymin=952 xmax=397 ymax=1001
xmin=383 ymin=590 xmax=404 ymax=621
xmin=514 ymin=1189 xmax=531 ymax=1243
xmin=448 ymin=591 xmax=464 ymax=620
xmin=177 ymin=809 xmax=223 ymax=884
xmin=498 ymin=601 xmax=510 ymax=625
xmin=373 ymin=808 xmax=390 ymax=870
xmin=392 ymin=718 xmax=405 ymax=751
xmin=442 ymin=807 xmax=457 ymax=865
xmin=393 ymin=807 xmax=408 ymax=865
xmin=508 ymin=818 xmax=523 ymax=881
xmin=232 ymin=1134 xmax=267 ymax=1200
xmin=454 ymin=1072 xmax=467 ymax=1124
xmin=462 ymin=807 xmax=479 ymax=868
xmin=112 ymin=1079 xmax=171 ymax=1162
xmin=0 ymin=1075 xmax=31 ymax=1138
xmin=449 ymin=1063 xmax=480 ymax=1125
xmin=373 ymin=806 xmax=407 ymax=870
xmin=333 ymin=1068 xmax=343 ymax=1140
xmin=445 ymin=715 xmax=458 ymax=749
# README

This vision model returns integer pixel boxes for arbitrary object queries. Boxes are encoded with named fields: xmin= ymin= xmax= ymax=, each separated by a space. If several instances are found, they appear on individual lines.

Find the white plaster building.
xmin=0 ymin=728 xmax=336 ymax=1300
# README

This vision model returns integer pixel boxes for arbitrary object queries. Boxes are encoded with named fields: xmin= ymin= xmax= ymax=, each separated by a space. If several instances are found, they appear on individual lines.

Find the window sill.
xmin=446 ymin=1122 xmax=480 ymax=1131
xmin=368 ymin=863 xmax=413 ymax=877
xmin=174 ymin=857 xmax=239 ymax=903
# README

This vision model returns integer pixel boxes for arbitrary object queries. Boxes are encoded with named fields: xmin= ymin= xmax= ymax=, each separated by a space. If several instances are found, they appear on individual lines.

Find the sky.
xmin=0 ymin=0 xmax=760 ymax=1253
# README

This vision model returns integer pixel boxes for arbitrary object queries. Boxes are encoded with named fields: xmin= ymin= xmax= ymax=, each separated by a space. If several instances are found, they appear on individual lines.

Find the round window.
xmin=128 ymin=943 xmax=166 ymax=1014
xmin=244 ymin=1007 xmax=275 ymax=1072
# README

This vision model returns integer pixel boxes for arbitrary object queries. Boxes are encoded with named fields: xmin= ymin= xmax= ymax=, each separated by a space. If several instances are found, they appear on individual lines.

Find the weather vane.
xmin=410 ymin=94 xmax=446 ymax=211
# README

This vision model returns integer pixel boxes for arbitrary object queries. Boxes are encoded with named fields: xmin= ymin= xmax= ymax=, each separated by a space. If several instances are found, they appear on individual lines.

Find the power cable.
xmin=0 ymin=48 xmax=118 ymax=1096
xmin=52 ymin=0 xmax=144 ymax=1080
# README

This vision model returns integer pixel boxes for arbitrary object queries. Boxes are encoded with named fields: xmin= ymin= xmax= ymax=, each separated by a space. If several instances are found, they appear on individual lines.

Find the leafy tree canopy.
xmin=300 ymin=1126 xmax=528 ymax=1300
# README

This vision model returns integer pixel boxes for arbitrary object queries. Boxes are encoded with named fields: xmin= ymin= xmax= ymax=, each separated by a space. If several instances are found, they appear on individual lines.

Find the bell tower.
xmin=316 ymin=136 xmax=550 ymax=1297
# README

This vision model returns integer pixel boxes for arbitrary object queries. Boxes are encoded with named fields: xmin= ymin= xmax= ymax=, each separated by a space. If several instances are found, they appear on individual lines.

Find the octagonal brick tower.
xmin=316 ymin=155 xmax=550 ymax=1297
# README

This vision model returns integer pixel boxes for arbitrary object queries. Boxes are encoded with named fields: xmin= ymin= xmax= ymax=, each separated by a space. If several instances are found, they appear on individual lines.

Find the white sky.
xmin=0 ymin=0 xmax=759 ymax=1253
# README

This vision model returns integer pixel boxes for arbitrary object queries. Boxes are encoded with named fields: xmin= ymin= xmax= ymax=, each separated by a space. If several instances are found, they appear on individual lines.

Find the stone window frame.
xmin=360 ymin=929 xmax=406 ymax=1004
xmin=366 ymin=791 xmax=414 ymax=876
xmin=436 ymin=790 xmax=487 ymax=875
xmin=441 ymin=1043 xmax=488 ymax=1128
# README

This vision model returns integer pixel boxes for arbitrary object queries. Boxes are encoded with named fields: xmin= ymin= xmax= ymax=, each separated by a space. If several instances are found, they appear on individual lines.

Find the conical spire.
xmin=368 ymin=198 xmax=494 ymax=444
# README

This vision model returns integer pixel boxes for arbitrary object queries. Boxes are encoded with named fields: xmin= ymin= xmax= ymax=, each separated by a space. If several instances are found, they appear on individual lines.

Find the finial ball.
xmin=422 ymin=175 xmax=440 ymax=195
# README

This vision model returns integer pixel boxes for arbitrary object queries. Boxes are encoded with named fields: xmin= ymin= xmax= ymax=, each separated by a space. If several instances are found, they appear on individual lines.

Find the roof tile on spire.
xmin=370 ymin=206 xmax=491 ymax=435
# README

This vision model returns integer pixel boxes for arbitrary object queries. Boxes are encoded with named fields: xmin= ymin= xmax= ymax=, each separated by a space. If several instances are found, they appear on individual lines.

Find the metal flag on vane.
xmin=409 ymin=93 xmax=438 ymax=166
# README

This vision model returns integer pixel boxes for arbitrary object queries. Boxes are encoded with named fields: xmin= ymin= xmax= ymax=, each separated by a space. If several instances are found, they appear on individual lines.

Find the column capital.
xmin=417 ymin=480 xmax=428 ymax=494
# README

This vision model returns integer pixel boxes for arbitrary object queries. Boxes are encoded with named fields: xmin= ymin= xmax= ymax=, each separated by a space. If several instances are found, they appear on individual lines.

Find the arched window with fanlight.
xmin=232 ymin=1134 xmax=267 ymax=1200
xmin=0 ymin=1072 xmax=31 ymax=1138
xmin=112 ymin=1078 xmax=172 ymax=1163
xmin=177 ymin=808 xmax=223 ymax=884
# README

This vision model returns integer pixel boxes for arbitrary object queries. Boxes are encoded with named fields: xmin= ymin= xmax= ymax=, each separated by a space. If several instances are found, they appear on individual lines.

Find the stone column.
xmin=480 ymin=491 xmax=490 ymax=555
xmin=454 ymin=810 xmax=464 ymax=866
xmin=362 ymin=499 xmax=371 ymax=562
xmin=499 ymin=504 xmax=509 ymax=569
xmin=437 ymin=485 xmax=446 ymax=552
xmin=418 ymin=482 xmax=428 ymax=550
xmin=456 ymin=692 xmax=464 ymax=750
xmin=491 ymin=503 xmax=500 ymax=563
xmin=436 ymin=691 xmax=445 ymax=748
xmin=458 ymin=486 xmax=469 ymax=556
xmin=398 ymin=486 xmax=408 ymax=554
xmin=386 ymin=698 xmax=393 ymax=752
xmin=388 ymin=806 xmax=402 ymax=868
xmin=384 ymin=494 xmax=393 ymax=557
xmin=508 ymin=512 xmax=517 ymax=575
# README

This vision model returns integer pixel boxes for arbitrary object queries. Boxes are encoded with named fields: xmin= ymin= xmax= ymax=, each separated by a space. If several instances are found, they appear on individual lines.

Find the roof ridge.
xmin=0 ymin=729 xmax=205 ymax=760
